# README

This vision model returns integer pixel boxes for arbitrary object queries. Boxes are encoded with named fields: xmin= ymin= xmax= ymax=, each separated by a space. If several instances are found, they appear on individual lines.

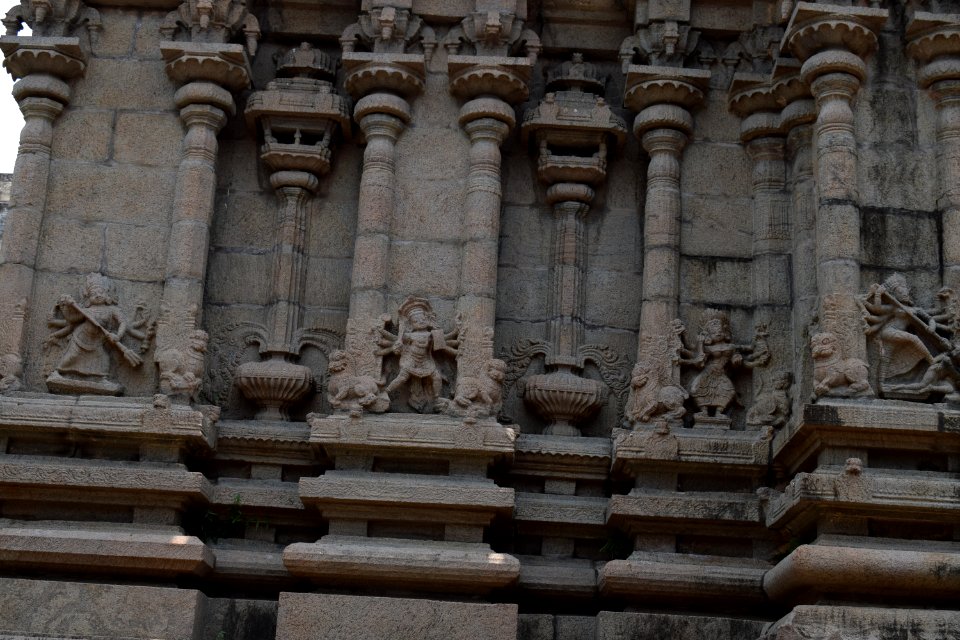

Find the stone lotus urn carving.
xmin=235 ymin=43 xmax=351 ymax=420
xmin=517 ymin=53 xmax=627 ymax=436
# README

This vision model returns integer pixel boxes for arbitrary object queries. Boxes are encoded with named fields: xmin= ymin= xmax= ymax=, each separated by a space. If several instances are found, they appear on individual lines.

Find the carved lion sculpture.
xmin=156 ymin=329 xmax=208 ymax=402
xmin=0 ymin=353 xmax=23 ymax=393
xmin=440 ymin=358 xmax=507 ymax=418
xmin=624 ymin=361 xmax=687 ymax=426
xmin=327 ymin=350 xmax=390 ymax=413
xmin=811 ymin=332 xmax=871 ymax=399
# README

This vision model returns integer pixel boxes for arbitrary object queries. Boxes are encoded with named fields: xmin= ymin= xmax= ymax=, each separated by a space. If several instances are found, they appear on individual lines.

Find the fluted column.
xmin=266 ymin=171 xmax=319 ymax=355
xmin=546 ymin=186 xmax=593 ymax=360
xmin=456 ymin=99 xmax=514 ymax=331
xmin=162 ymin=82 xmax=233 ymax=317
xmin=785 ymin=5 xmax=884 ymax=365
xmin=0 ymin=38 xmax=85 ymax=382
xmin=907 ymin=15 xmax=960 ymax=290
xmin=349 ymin=93 xmax=410 ymax=321
xmin=158 ymin=42 xmax=251 ymax=326
xmin=635 ymin=107 xmax=691 ymax=336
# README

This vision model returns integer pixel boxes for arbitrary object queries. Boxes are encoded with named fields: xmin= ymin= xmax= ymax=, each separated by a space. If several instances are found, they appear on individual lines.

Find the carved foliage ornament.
xmin=340 ymin=3 xmax=436 ymax=59
xmin=160 ymin=0 xmax=260 ymax=57
xmin=3 ymin=0 xmax=100 ymax=38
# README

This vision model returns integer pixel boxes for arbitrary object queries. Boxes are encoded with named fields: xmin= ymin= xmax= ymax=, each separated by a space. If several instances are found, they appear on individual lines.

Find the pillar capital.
xmin=784 ymin=2 xmax=886 ymax=62
xmin=161 ymin=41 xmax=251 ymax=92
xmin=623 ymin=65 xmax=709 ymax=113
xmin=634 ymin=104 xmax=693 ymax=141
xmin=459 ymin=97 xmax=515 ymax=138
xmin=0 ymin=35 xmax=85 ymax=81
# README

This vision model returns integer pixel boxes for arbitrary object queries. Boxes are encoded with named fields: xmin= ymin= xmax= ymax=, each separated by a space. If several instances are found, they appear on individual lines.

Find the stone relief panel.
xmin=43 ymin=273 xmax=153 ymax=396
xmin=155 ymin=303 xmax=207 ymax=404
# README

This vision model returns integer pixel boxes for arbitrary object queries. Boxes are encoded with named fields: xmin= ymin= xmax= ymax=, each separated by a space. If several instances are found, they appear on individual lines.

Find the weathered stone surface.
xmin=275 ymin=593 xmax=518 ymax=640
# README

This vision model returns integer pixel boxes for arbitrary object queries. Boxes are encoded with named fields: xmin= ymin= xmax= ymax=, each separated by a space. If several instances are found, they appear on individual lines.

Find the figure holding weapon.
xmin=45 ymin=274 xmax=152 ymax=395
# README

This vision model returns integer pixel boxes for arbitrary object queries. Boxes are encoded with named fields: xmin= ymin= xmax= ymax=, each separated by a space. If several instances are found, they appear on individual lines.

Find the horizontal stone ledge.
xmin=211 ymin=546 xmax=290 ymax=580
xmin=514 ymin=492 xmax=607 ymax=528
xmin=299 ymin=471 xmax=514 ymax=515
xmin=513 ymin=433 xmax=611 ymax=481
xmin=215 ymin=419 xmax=314 ymax=465
xmin=0 ymin=393 xmax=215 ymax=450
xmin=0 ymin=455 xmax=210 ymax=505
xmin=600 ymin=552 xmax=769 ymax=602
xmin=309 ymin=412 xmax=516 ymax=460
xmin=211 ymin=479 xmax=305 ymax=511
xmin=765 ymin=467 xmax=960 ymax=530
xmin=608 ymin=492 xmax=763 ymax=528
xmin=283 ymin=535 xmax=520 ymax=593
xmin=764 ymin=536 xmax=960 ymax=603
xmin=516 ymin=555 xmax=599 ymax=597
xmin=0 ymin=521 xmax=213 ymax=577
xmin=612 ymin=426 xmax=770 ymax=474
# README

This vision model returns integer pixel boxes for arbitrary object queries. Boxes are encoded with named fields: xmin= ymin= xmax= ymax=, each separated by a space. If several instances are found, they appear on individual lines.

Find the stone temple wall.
xmin=0 ymin=0 xmax=959 ymax=638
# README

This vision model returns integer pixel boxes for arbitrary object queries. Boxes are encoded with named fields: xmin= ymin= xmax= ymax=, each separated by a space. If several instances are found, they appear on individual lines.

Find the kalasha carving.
xmin=377 ymin=297 xmax=459 ymax=413
xmin=3 ymin=0 xmax=100 ymax=39
xmin=437 ymin=321 xmax=506 ymax=420
xmin=154 ymin=304 xmax=207 ymax=404
xmin=623 ymin=320 xmax=692 ymax=427
xmin=858 ymin=273 xmax=960 ymax=403
xmin=0 ymin=298 xmax=26 ymax=394
xmin=812 ymin=294 xmax=873 ymax=400
xmin=44 ymin=274 xmax=153 ymax=396
xmin=160 ymin=0 xmax=260 ymax=56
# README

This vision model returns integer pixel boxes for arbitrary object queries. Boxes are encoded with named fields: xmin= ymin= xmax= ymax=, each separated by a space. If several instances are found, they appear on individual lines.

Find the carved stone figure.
xmin=160 ymin=0 xmax=260 ymax=56
xmin=438 ymin=322 xmax=505 ymax=419
xmin=746 ymin=371 xmax=792 ymax=428
xmin=45 ymin=274 xmax=152 ymax=396
xmin=861 ymin=274 xmax=936 ymax=385
xmin=377 ymin=297 xmax=459 ymax=412
xmin=0 ymin=353 xmax=22 ymax=393
xmin=327 ymin=349 xmax=389 ymax=414
xmin=811 ymin=331 xmax=871 ymax=399
xmin=155 ymin=304 xmax=207 ymax=403
xmin=623 ymin=321 xmax=693 ymax=427
xmin=687 ymin=309 xmax=743 ymax=419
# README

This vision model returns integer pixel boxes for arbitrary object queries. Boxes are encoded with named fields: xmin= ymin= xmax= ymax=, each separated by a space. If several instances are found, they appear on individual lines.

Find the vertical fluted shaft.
xmin=0 ymin=69 xmax=72 ymax=373
xmin=547 ymin=197 xmax=590 ymax=359
xmin=746 ymin=133 xmax=790 ymax=316
xmin=161 ymin=82 xmax=232 ymax=318
xmin=266 ymin=172 xmax=318 ymax=355
xmin=457 ymin=98 xmax=513 ymax=331
xmin=634 ymin=106 xmax=691 ymax=338
xmin=807 ymin=63 xmax=864 ymax=300
xmin=931 ymin=79 xmax=960 ymax=289
xmin=348 ymin=93 xmax=410 ymax=321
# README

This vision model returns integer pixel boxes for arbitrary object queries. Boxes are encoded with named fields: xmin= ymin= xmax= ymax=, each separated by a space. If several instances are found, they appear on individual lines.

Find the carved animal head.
xmin=0 ymin=353 xmax=22 ymax=378
xmin=811 ymin=332 xmax=838 ymax=360
xmin=631 ymin=361 xmax=653 ymax=385
xmin=189 ymin=330 xmax=208 ymax=353
xmin=327 ymin=350 xmax=350 ymax=374
xmin=772 ymin=371 xmax=792 ymax=390
xmin=485 ymin=358 xmax=507 ymax=382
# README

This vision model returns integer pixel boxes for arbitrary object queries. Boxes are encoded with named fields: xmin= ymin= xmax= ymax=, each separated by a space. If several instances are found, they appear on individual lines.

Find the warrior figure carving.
xmin=377 ymin=297 xmax=459 ymax=412
xmin=45 ymin=274 xmax=152 ymax=395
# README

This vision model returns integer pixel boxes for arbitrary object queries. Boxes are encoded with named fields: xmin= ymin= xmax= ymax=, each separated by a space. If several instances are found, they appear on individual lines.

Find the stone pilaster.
xmin=456 ymin=99 xmax=514 ymax=331
xmin=159 ymin=43 xmax=250 ymax=326
xmin=0 ymin=37 xmax=84 ymax=384
xmin=907 ymin=13 xmax=960 ymax=290
xmin=349 ymin=92 xmax=411 ymax=321
xmin=729 ymin=76 xmax=792 ymax=407
xmin=623 ymin=66 xmax=708 ymax=346
xmin=785 ymin=2 xmax=885 ymax=366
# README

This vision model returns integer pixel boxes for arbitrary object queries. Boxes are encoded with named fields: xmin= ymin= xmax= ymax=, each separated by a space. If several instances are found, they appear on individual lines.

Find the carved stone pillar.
xmin=159 ymin=44 xmax=251 ymax=323
xmin=350 ymin=93 xmax=411 ymax=320
xmin=0 ymin=37 xmax=85 ymax=387
xmin=519 ymin=55 xmax=627 ymax=435
xmin=785 ymin=3 xmax=885 ymax=368
xmin=907 ymin=13 xmax=960 ymax=290
xmin=729 ymin=76 xmax=792 ymax=412
xmin=454 ymin=99 xmax=513 ymax=332
xmin=623 ymin=66 xmax=708 ymax=344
